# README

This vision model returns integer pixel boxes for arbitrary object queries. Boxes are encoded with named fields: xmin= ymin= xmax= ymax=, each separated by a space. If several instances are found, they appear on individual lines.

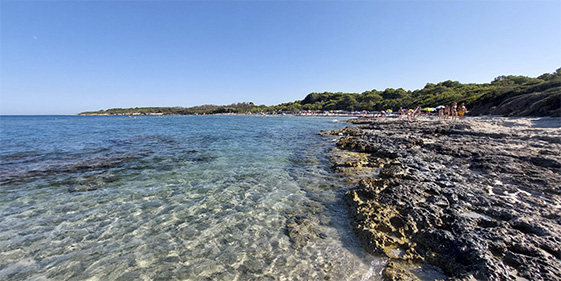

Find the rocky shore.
xmin=323 ymin=117 xmax=561 ymax=280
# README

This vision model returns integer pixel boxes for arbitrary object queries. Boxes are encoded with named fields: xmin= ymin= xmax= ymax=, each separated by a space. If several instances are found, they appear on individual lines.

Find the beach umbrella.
xmin=435 ymin=105 xmax=445 ymax=109
xmin=422 ymin=107 xmax=435 ymax=112
xmin=386 ymin=109 xmax=393 ymax=113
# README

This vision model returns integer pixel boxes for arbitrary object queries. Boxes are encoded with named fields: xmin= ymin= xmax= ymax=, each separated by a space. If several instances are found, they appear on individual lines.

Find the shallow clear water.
xmin=0 ymin=115 xmax=385 ymax=280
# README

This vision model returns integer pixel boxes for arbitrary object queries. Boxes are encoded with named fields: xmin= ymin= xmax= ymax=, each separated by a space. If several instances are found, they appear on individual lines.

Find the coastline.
xmin=77 ymin=111 xmax=367 ymax=118
xmin=323 ymin=116 xmax=561 ymax=280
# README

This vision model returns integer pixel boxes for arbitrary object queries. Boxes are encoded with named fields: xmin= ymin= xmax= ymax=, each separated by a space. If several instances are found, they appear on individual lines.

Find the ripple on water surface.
xmin=0 ymin=115 xmax=385 ymax=280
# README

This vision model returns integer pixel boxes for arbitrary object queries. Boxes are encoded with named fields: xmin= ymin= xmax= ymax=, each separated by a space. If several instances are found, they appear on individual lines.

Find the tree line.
xmin=80 ymin=102 xmax=267 ymax=115
xmin=80 ymin=68 xmax=561 ymax=117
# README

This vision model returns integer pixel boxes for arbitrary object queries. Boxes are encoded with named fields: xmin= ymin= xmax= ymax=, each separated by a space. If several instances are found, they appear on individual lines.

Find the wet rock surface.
xmin=326 ymin=117 xmax=561 ymax=280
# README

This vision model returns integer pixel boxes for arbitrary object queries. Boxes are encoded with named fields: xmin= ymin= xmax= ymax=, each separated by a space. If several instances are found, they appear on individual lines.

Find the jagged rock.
xmin=327 ymin=117 xmax=561 ymax=281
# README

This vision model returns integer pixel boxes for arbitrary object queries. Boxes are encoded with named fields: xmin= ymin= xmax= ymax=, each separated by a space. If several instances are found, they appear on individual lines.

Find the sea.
xmin=0 ymin=115 xmax=386 ymax=281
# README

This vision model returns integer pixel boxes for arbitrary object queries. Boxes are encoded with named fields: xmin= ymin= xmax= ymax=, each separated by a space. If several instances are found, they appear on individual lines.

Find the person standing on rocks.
xmin=459 ymin=103 xmax=467 ymax=120
xmin=444 ymin=105 xmax=450 ymax=120
xmin=451 ymin=103 xmax=458 ymax=120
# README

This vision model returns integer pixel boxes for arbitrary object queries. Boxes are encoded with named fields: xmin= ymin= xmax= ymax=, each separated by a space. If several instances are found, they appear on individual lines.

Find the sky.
xmin=1 ymin=1 xmax=560 ymax=115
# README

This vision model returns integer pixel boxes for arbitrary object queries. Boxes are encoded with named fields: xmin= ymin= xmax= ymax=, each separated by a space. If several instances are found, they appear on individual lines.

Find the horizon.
xmin=1 ymin=1 xmax=560 ymax=115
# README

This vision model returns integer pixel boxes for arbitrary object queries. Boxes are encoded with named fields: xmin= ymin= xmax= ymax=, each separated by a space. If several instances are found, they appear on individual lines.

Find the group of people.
xmin=398 ymin=107 xmax=422 ymax=121
xmin=439 ymin=102 xmax=468 ymax=121
xmin=398 ymin=103 xmax=467 ymax=121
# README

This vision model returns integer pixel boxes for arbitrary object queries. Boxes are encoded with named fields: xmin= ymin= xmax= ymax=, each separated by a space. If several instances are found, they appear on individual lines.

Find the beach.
xmin=323 ymin=116 xmax=561 ymax=280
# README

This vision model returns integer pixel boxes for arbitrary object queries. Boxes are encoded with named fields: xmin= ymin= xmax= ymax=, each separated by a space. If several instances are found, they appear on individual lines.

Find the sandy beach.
xmin=324 ymin=116 xmax=561 ymax=280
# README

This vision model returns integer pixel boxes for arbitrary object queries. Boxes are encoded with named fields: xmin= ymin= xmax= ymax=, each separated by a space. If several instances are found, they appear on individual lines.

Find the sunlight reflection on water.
xmin=0 ymin=115 xmax=385 ymax=280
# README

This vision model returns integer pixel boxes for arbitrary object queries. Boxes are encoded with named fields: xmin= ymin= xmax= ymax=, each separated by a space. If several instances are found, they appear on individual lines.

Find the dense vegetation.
xmin=80 ymin=68 xmax=561 ymax=117
xmin=273 ymin=67 xmax=560 ymax=116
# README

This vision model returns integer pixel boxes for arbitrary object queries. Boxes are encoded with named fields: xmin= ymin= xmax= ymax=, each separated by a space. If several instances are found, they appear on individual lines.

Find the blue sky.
xmin=1 ymin=1 xmax=560 ymax=115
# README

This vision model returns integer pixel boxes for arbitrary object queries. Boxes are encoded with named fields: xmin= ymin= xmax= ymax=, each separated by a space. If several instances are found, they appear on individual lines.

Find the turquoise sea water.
xmin=0 ymin=115 xmax=385 ymax=280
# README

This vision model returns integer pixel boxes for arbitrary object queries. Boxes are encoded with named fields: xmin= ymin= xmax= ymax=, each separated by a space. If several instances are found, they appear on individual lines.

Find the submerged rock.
xmin=68 ymin=184 xmax=100 ymax=192
xmin=285 ymin=215 xmax=325 ymax=249
xmin=327 ymin=117 xmax=561 ymax=281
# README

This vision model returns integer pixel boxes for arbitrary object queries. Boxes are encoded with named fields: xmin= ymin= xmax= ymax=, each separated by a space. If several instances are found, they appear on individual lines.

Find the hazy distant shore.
xmin=324 ymin=116 xmax=561 ymax=280
xmin=78 ymin=111 xmax=367 ymax=117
